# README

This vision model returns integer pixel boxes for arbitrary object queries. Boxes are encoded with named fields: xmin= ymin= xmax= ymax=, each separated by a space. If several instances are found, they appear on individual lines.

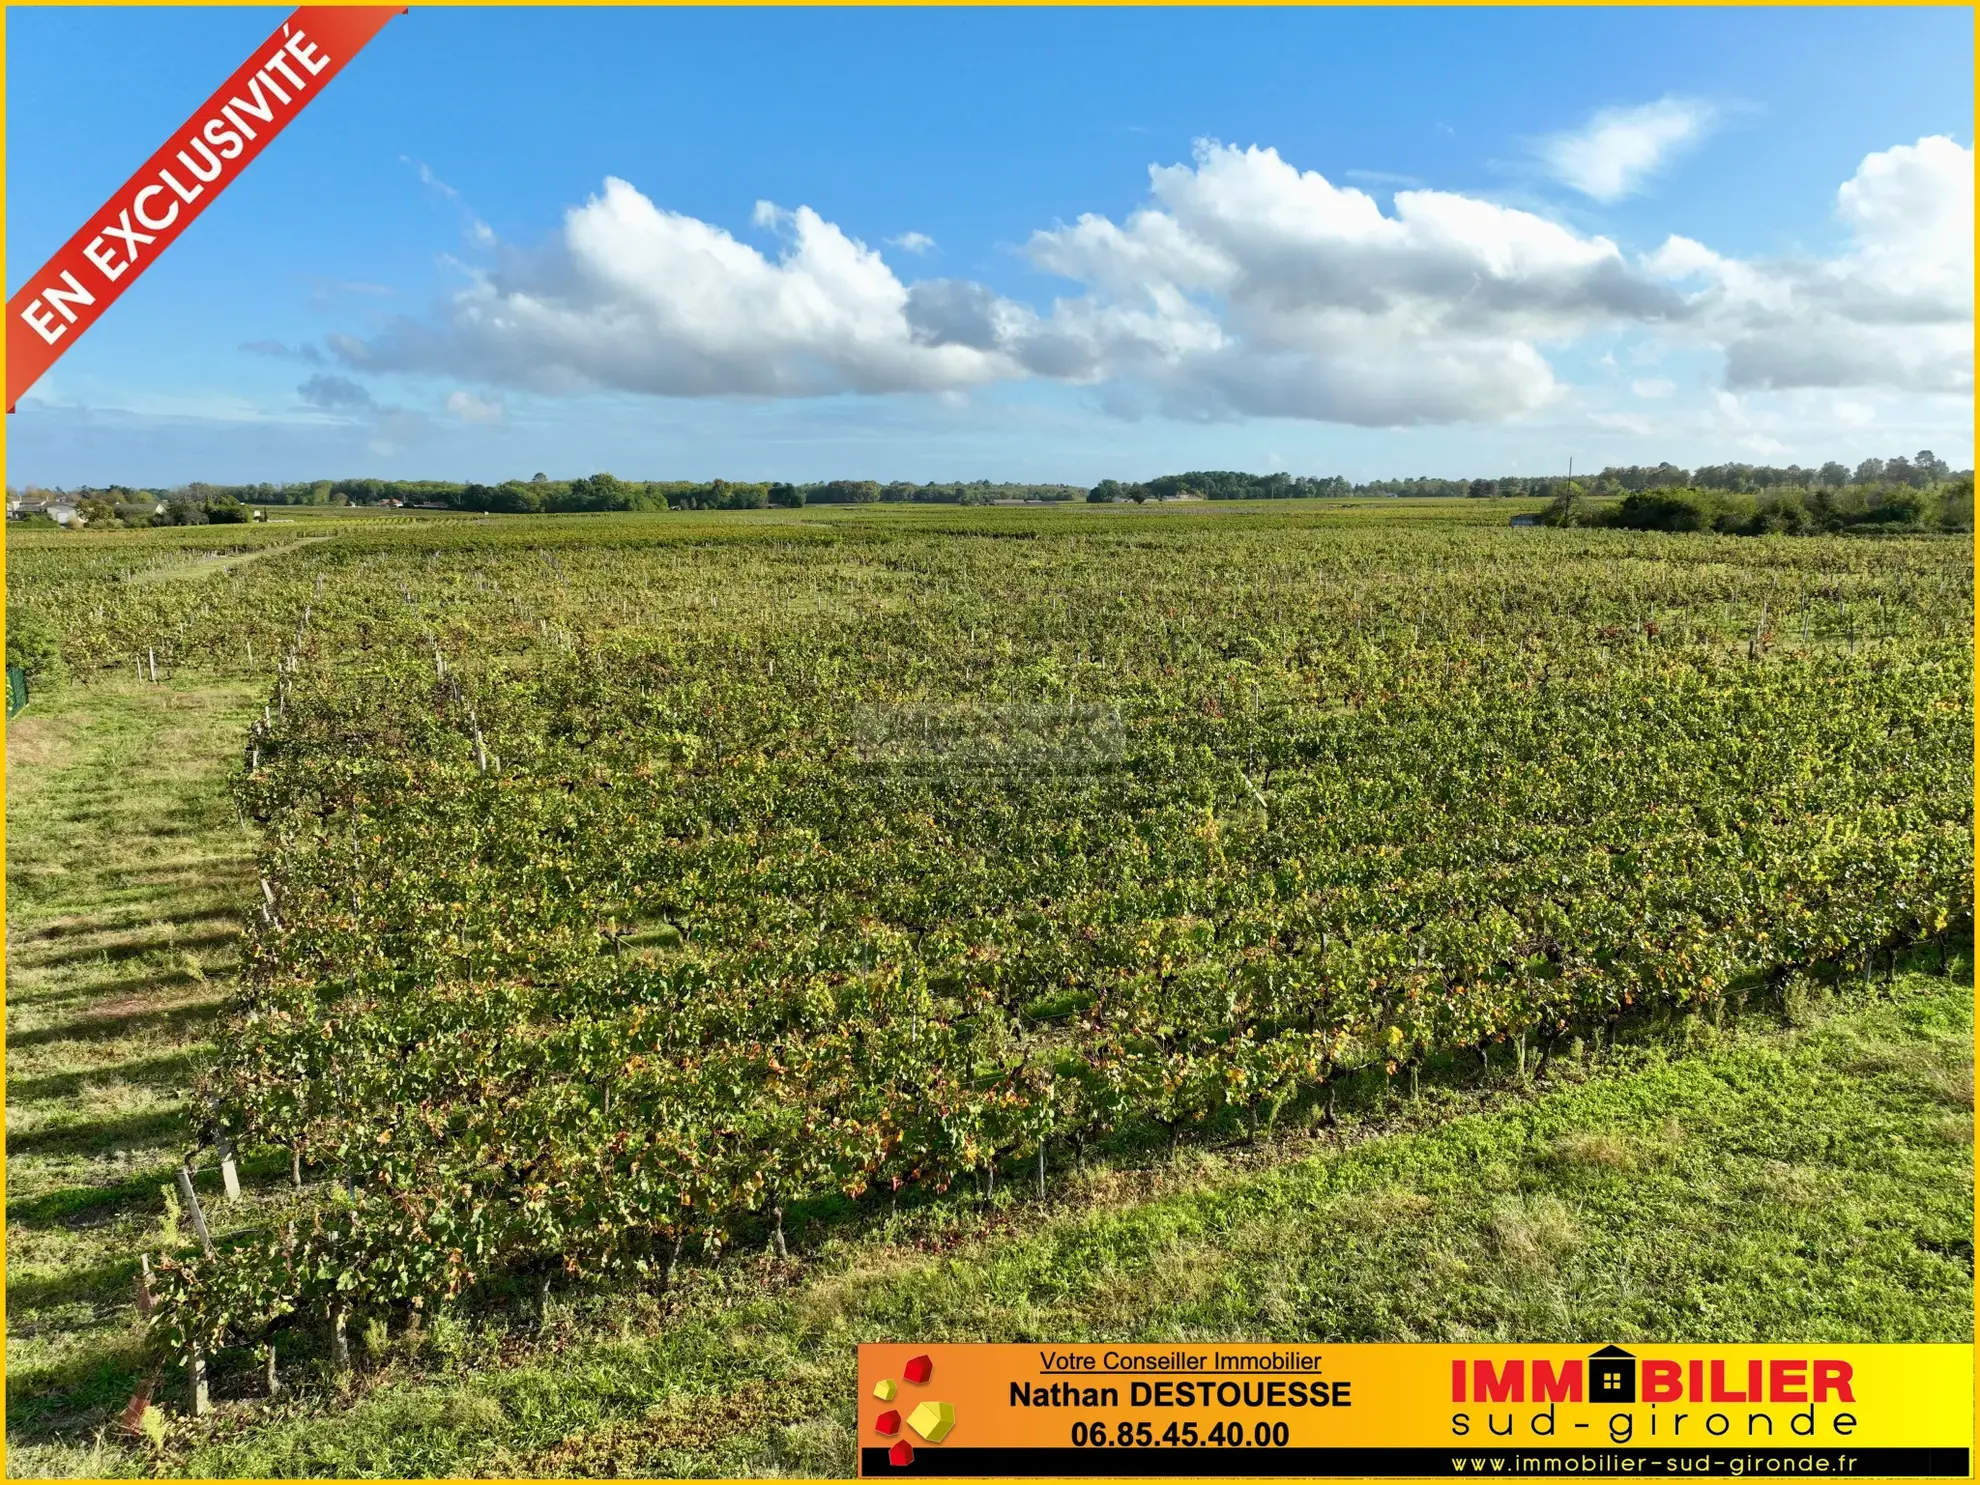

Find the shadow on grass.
xmin=7 ymin=999 xmax=224 ymax=1051
xmin=9 ymin=891 xmax=246 ymax=943
xmin=20 ymin=927 xmax=240 ymax=973
xmin=7 ymin=1107 xmax=191 ymax=1161
xmin=6 ymin=1051 xmax=206 ymax=1104
xmin=3 ymin=1331 xmax=152 ymax=1441
xmin=6 ymin=1252 xmax=145 ymax=1317
xmin=7 ymin=969 xmax=218 ymax=1016
xmin=6 ymin=1166 xmax=185 ymax=1230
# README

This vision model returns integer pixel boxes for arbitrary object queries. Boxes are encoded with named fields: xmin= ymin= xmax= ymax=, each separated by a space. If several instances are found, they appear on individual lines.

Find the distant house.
xmin=9 ymin=497 xmax=85 ymax=526
xmin=8 ymin=496 xmax=88 ymax=525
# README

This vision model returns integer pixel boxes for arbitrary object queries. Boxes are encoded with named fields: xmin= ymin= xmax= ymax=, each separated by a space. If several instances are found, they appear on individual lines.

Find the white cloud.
xmin=889 ymin=231 xmax=937 ymax=254
xmin=403 ymin=155 xmax=460 ymax=202
xmin=347 ymin=177 xmax=1014 ymax=397
xmin=334 ymin=135 xmax=1970 ymax=431
xmin=1645 ymin=135 xmax=1973 ymax=395
xmin=1590 ymin=411 xmax=1654 ymax=436
xmin=403 ymin=155 xmax=498 ymax=252
xmin=446 ymin=389 xmax=504 ymax=424
xmin=1539 ymin=98 xmax=1717 ymax=203
xmin=996 ymin=141 xmax=1683 ymax=424
xmin=1572 ymin=379 xmax=1963 ymax=463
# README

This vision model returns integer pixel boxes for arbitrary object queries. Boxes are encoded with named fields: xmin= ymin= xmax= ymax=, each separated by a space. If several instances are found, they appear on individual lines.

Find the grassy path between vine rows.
xmin=122 ymin=536 xmax=337 ymax=585
xmin=4 ymin=679 xmax=1972 ymax=1478
xmin=5 ymin=678 xmax=262 ymax=1475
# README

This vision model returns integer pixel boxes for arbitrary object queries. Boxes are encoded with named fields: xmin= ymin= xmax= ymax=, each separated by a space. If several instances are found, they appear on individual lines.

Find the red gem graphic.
xmin=903 ymin=1354 xmax=933 ymax=1385
xmin=890 ymin=1439 xmax=915 ymax=1467
xmin=876 ymin=1409 xmax=901 ymax=1437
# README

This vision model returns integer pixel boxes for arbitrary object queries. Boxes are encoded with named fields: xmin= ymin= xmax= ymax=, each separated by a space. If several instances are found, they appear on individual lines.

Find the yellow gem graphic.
xmin=873 ymin=1378 xmax=898 ymax=1402
xmin=906 ymin=1401 xmax=956 ymax=1444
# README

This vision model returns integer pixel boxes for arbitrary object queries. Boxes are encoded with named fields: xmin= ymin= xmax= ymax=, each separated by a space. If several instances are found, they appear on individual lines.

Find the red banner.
xmin=5 ymin=6 xmax=404 ymax=411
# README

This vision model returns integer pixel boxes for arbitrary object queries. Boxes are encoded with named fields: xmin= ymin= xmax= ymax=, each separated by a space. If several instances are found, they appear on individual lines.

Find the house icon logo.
xmin=1588 ymin=1345 xmax=1636 ymax=1403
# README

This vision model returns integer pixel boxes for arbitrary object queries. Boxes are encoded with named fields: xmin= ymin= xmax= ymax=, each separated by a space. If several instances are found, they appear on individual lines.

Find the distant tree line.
xmin=16 ymin=452 xmax=1970 ymax=533
xmin=1087 ymin=470 xmax=1615 ymax=502
xmin=7 ymin=484 xmax=256 ymax=529
xmin=1083 ymin=453 xmax=1966 ymax=504
xmin=460 ymin=476 xmax=1088 ymax=511
xmin=10 ymin=474 xmax=1091 ymax=518
xmin=1544 ymin=478 xmax=1973 ymax=537
xmin=1089 ymin=472 xmax=1353 ymax=502
xmin=31 ymin=475 xmax=1084 ymax=514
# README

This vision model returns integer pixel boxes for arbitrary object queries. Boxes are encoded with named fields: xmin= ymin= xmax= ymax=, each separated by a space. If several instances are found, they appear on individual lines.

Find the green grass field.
xmin=4 ymin=504 xmax=1971 ymax=1477
xmin=6 ymin=678 xmax=262 ymax=1471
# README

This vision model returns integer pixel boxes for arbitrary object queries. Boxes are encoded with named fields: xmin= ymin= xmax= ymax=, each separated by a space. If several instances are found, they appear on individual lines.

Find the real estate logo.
xmin=1451 ymin=1346 xmax=1857 ymax=1407
xmin=870 ymin=1353 xmax=956 ymax=1467
xmin=856 ymin=1342 xmax=1968 ymax=1477
xmin=1589 ymin=1346 xmax=1635 ymax=1404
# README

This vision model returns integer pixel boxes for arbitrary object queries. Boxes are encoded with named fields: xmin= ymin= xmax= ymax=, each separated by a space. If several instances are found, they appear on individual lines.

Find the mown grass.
xmin=5 ymin=678 xmax=262 ymax=1471
xmin=5 ymin=676 xmax=1971 ymax=1479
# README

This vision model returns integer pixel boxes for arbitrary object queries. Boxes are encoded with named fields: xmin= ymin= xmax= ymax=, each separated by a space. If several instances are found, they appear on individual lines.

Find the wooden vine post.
xmin=330 ymin=1302 xmax=352 ymax=1374
xmin=186 ymin=1340 xmax=210 ymax=1416
xmin=214 ymin=1125 xmax=242 ymax=1202
xmin=176 ymin=1165 xmax=216 ymax=1260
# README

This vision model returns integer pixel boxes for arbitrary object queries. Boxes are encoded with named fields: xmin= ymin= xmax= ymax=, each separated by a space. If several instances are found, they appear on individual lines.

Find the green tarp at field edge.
xmin=7 ymin=665 xmax=29 ymax=718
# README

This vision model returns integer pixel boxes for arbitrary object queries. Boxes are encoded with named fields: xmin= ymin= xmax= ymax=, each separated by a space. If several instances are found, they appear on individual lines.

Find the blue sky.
xmin=7 ymin=6 xmax=1973 ymax=488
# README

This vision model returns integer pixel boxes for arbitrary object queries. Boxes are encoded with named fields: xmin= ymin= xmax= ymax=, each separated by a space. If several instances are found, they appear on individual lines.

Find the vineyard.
xmin=8 ymin=501 xmax=1973 ymax=1422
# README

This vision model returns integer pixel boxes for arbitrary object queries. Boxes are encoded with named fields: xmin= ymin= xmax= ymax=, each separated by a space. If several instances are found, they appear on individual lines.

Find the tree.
xmin=811 ymin=480 xmax=882 ymax=505
xmin=1541 ymin=481 xmax=1589 ymax=528
xmin=1087 ymin=480 xmax=1123 ymax=504
xmin=207 ymin=495 xmax=251 ymax=524
xmin=1817 ymin=462 xmax=1849 ymax=488
xmin=768 ymin=483 xmax=804 ymax=508
xmin=1937 ymin=475 xmax=1973 ymax=532
xmin=472 ymin=482 xmax=544 ymax=514
xmin=562 ymin=473 xmax=633 ymax=512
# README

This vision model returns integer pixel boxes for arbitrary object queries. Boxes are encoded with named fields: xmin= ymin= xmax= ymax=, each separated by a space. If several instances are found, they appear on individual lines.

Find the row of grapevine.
xmin=32 ymin=511 xmax=1962 ymax=1380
